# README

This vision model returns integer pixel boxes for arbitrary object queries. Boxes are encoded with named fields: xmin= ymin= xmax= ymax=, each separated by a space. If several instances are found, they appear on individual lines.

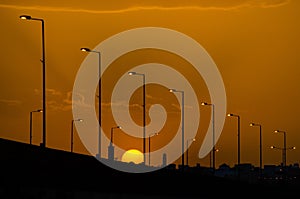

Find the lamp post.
xmin=128 ymin=71 xmax=146 ymax=164
xmin=20 ymin=15 xmax=46 ymax=148
xmin=201 ymin=102 xmax=215 ymax=172
xmin=227 ymin=113 xmax=241 ymax=178
xmin=29 ymin=109 xmax=43 ymax=145
xmin=148 ymin=132 xmax=159 ymax=166
xmin=270 ymin=145 xmax=295 ymax=167
xmin=274 ymin=130 xmax=287 ymax=167
xmin=250 ymin=122 xmax=262 ymax=177
xmin=169 ymin=89 xmax=185 ymax=170
xmin=186 ymin=138 xmax=196 ymax=166
xmin=110 ymin=126 xmax=121 ymax=146
xmin=71 ymin=119 xmax=83 ymax=153
xmin=81 ymin=47 xmax=102 ymax=158
xmin=108 ymin=126 xmax=121 ymax=161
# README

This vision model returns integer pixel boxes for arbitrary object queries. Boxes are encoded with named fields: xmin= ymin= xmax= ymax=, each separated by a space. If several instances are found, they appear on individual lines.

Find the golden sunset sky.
xmin=0 ymin=0 xmax=300 ymax=168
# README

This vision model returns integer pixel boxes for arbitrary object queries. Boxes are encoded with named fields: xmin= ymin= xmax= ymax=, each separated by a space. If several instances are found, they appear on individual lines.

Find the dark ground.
xmin=0 ymin=138 xmax=299 ymax=199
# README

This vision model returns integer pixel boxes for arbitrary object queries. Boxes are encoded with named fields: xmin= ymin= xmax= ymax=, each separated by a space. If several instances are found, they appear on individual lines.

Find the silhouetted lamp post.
xmin=81 ymin=47 xmax=102 ymax=159
xmin=108 ymin=126 xmax=121 ymax=161
xmin=29 ymin=109 xmax=43 ymax=145
xmin=110 ymin=126 xmax=121 ymax=146
xmin=170 ymin=89 xmax=185 ymax=170
xmin=274 ymin=130 xmax=287 ymax=167
xmin=128 ymin=71 xmax=146 ymax=164
xmin=148 ymin=132 xmax=159 ymax=166
xmin=201 ymin=102 xmax=216 ymax=172
xmin=20 ymin=15 xmax=47 ymax=148
xmin=186 ymin=138 xmax=196 ymax=166
xmin=270 ymin=145 xmax=295 ymax=167
xmin=250 ymin=122 xmax=263 ymax=177
xmin=227 ymin=113 xmax=241 ymax=177
xmin=71 ymin=119 xmax=83 ymax=153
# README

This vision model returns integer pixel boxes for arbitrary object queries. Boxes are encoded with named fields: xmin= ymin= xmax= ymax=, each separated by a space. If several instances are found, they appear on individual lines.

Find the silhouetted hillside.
xmin=0 ymin=138 xmax=299 ymax=199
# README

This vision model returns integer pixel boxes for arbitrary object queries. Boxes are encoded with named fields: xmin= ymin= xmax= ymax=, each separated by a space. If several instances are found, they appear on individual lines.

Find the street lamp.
xmin=29 ymin=109 xmax=43 ymax=145
xmin=148 ymin=132 xmax=159 ymax=166
xmin=81 ymin=47 xmax=102 ymax=159
xmin=70 ymin=119 xmax=83 ymax=153
xmin=270 ymin=145 xmax=296 ymax=167
xmin=250 ymin=122 xmax=263 ymax=177
xmin=186 ymin=138 xmax=196 ymax=166
xmin=274 ymin=130 xmax=287 ymax=167
xmin=227 ymin=113 xmax=241 ymax=178
xmin=128 ymin=71 xmax=146 ymax=164
xmin=170 ymin=89 xmax=185 ymax=170
xmin=110 ymin=126 xmax=121 ymax=145
xmin=20 ymin=15 xmax=46 ymax=148
xmin=201 ymin=102 xmax=216 ymax=172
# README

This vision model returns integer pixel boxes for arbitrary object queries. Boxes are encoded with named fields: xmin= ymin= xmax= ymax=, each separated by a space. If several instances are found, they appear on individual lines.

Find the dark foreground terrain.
xmin=0 ymin=138 xmax=299 ymax=199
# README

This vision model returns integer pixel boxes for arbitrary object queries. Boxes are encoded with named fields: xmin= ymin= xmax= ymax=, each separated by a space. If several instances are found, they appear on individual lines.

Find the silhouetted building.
xmin=162 ymin=153 xmax=167 ymax=167
xmin=108 ymin=144 xmax=115 ymax=161
xmin=215 ymin=163 xmax=235 ymax=178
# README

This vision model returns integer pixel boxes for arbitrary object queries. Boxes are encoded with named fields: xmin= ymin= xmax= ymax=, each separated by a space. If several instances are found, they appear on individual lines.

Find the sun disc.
xmin=121 ymin=149 xmax=144 ymax=164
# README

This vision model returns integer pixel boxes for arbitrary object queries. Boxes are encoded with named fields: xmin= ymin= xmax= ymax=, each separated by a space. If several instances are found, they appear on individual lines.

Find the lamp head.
xmin=20 ymin=15 xmax=32 ymax=20
xmin=274 ymin=130 xmax=285 ymax=134
xmin=150 ymin=132 xmax=159 ymax=137
xmin=73 ymin=119 xmax=83 ymax=122
xmin=128 ymin=71 xmax=136 ymax=75
xmin=201 ymin=102 xmax=208 ymax=106
xmin=80 ymin=47 xmax=91 ymax=52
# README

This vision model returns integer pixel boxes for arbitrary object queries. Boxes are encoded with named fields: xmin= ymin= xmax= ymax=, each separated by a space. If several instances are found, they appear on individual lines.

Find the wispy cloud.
xmin=146 ymin=93 xmax=165 ymax=101
xmin=69 ymin=91 xmax=92 ymax=109
xmin=101 ymin=100 xmax=141 ymax=110
xmin=34 ymin=88 xmax=89 ymax=111
xmin=37 ymin=88 xmax=196 ymax=113
xmin=0 ymin=99 xmax=22 ymax=106
xmin=46 ymin=88 xmax=62 ymax=96
xmin=34 ymin=88 xmax=61 ymax=96
xmin=47 ymin=99 xmax=70 ymax=112
xmin=42 ymin=89 xmax=142 ymax=112
xmin=0 ymin=0 xmax=291 ymax=14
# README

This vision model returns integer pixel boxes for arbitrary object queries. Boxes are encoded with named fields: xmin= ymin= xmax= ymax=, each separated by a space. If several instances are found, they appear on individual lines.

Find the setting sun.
xmin=121 ymin=149 xmax=144 ymax=164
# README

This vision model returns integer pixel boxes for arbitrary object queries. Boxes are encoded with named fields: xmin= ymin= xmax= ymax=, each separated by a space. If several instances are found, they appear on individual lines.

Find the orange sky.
xmin=0 ymin=0 xmax=300 ymax=168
